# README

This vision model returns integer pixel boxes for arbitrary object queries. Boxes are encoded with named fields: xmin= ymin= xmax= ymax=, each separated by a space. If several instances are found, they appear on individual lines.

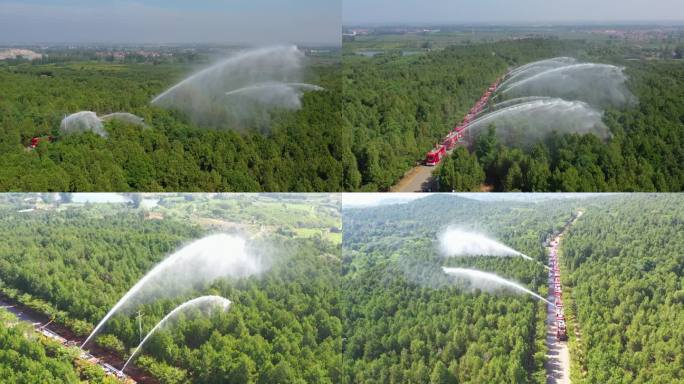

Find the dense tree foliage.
xmin=0 ymin=308 xmax=119 ymax=383
xmin=342 ymin=195 xmax=579 ymax=383
xmin=437 ymin=147 xmax=485 ymax=191
xmin=442 ymin=58 xmax=684 ymax=192
xmin=0 ymin=195 xmax=342 ymax=383
xmin=0 ymin=209 xmax=200 ymax=328
xmin=0 ymin=310 xmax=80 ymax=383
xmin=0 ymin=58 xmax=349 ymax=191
xmin=342 ymin=194 xmax=683 ymax=382
xmin=561 ymin=195 xmax=684 ymax=383
xmin=344 ymin=38 xmax=684 ymax=191
xmin=1 ymin=193 xmax=681 ymax=383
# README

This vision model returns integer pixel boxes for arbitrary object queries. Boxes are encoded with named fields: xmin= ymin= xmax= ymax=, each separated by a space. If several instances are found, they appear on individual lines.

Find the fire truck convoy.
xmin=549 ymin=238 xmax=568 ymax=341
xmin=424 ymin=77 xmax=503 ymax=166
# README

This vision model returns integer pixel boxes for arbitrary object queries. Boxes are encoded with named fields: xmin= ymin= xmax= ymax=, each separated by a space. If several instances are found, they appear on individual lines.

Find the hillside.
xmin=0 ymin=194 xmax=342 ymax=383
xmin=341 ymin=194 xmax=683 ymax=383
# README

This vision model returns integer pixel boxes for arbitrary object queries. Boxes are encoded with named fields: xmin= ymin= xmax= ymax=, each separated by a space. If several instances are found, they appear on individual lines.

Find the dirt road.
xmin=1 ymin=295 xmax=156 ymax=383
xmin=545 ymin=288 xmax=571 ymax=384
xmin=544 ymin=214 xmax=581 ymax=384
xmin=390 ymin=165 xmax=438 ymax=192
xmin=390 ymin=141 xmax=473 ymax=192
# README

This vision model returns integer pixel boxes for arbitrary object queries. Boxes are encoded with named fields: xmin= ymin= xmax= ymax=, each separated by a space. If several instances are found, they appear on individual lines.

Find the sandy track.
xmin=390 ymin=165 xmax=438 ymax=192
xmin=545 ymin=292 xmax=570 ymax=384
xmin=1 ymin=295 xmax=157 ymax=383
xmin=545 ymin=221 xmax=578 ymax=384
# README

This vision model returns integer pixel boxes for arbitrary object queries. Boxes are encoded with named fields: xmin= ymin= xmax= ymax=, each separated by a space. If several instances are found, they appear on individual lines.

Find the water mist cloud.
xmin=499 ymin=58 xmax=635 ymax=108
xmin=151 ymin=46 xmax=321 ymax=130
xmin=500 ymin=57 xmax=578 ymax=89
xmin=468 ymin=57 xmax=636 ymax=146
xmin=442 ymin=267 xmax=551 ymax=304
xmin=100 ymin=112 xmax=147 ymax=128
xmin=469 ymin=98 xmax=610 ymax=146
xmin=225 ymin=82 xmax=324 ymax=110
xmin=83 ymin=233 xmax=266 ymax=347
xmin=122 ymin=295 xmax=231 ymax=372
xmin=439 ymin=227 xmax=532 ymax=260
xmin=60 ymin=111 xmax=147 ymax=138
xmin=60 ymin=111 xmax=107 ymax=137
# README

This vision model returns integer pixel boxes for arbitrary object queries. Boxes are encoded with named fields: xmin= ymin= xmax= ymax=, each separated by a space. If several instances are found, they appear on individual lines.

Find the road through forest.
xmin=545 ymin=262 xmax=571 ymax=384
xmin=0 ymin=295 xmax=156 ymax=383
xmin=545 ymin=212 xmax=582 ymax=384
xmin=390 ymin=75 xmax=504 ymax=192
xmin=390 ymin=165 xmax=438 ymax=192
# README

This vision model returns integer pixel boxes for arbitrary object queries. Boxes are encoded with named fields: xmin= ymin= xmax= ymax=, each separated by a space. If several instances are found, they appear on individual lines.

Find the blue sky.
xmin=343 ymin=0 xmax=684 ymax=24
xmin=0 ymin=0 xmax=340 ymax=45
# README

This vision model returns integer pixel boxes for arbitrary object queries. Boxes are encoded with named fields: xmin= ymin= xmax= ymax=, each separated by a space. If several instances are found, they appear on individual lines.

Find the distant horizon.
xmin=344 ymin=20 xmax=684 ymax=28
xmin=0 ymin=42 xmax=341 ymax=48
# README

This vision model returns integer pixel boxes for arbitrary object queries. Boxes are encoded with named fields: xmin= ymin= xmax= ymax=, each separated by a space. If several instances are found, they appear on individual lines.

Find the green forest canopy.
xmin=0 ymin=56 xmax=354 ymax=192
xmin=343 ymin=38 xmax=684 ymax=191
xmin=0 ymin=194 xmax=342 ymax=383
xmin=341 ymin=194 xmax=683 ymax=383
xmin=0 ymin=194 xmax=681 ymax=382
